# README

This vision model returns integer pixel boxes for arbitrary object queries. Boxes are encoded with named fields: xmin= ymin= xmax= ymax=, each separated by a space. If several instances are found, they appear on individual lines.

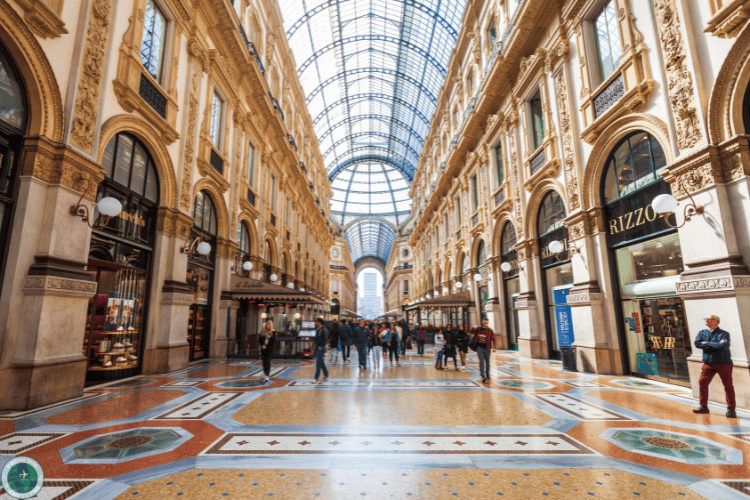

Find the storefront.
xmin=537 ymin=190 xmax=573 ymax=360
xmin=187 ymin=190 xmax=218 ymax=361
xmin=0 ymin=43 xmax=26 ymax=286
xmin=83 ymin=132 xmax=159 ymax=385
xmin=499 ymin=222 xmax=521 ymax=350
xmin=602 ymin=131 xmax=689 ymax=385
xmin=229 ymin=276 xmax=324 ymax=358
xmin=405 ymin=291 xmax=472 ymax=328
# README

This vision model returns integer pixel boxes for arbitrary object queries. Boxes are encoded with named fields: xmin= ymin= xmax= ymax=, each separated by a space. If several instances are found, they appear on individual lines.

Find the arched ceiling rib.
xmin=345 ymin=218 xmax=397 ymax=264
xmin=280 ymin=0 xmax=466 ymax=258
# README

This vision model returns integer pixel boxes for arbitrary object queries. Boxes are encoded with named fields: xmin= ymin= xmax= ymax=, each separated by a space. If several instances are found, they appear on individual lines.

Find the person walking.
xmin=692 ymin=314 xmax=736 ymax=418
xmin=417 ymin=324 xmax=425 ymax=356
xmin=443 ymin=329 xmax=458 ymax=370
xmin=371 ymin=326 xmax=385 ymax=369
xmin=456 ymin=327 xmax=469 ymax=371
xmin=328 ymin=321 xmax=340 ymax=364
xmin=398 ymin=320 xmax=408 ymax=355
xmin=313 ymin=317 xmax=329 ymax=383
xmin=385 ymin=322 xmax=401 ymax=366
xmin=342 ymin=320 xmax=355 ymax=363
xmin=258 ymin=319 xmax=276 ymax=382
xmin=471 ymin=318 xmax=496 ymax=383
xmin=355 ymin=319 xmax=370 ymax=370
xmin=434 ymin=328 xmax=445 ymax=370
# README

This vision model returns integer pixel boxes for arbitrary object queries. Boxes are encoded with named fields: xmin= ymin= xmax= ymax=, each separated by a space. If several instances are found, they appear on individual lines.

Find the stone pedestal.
xmin=516 ymin=291 xmax=547 ymax=358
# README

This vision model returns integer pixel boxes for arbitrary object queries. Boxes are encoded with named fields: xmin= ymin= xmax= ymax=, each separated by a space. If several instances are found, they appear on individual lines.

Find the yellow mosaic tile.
xmin=115 ymin=468 xmax=708 ymax=499
xmin=231 ymin=390 xmax=552 ymax=426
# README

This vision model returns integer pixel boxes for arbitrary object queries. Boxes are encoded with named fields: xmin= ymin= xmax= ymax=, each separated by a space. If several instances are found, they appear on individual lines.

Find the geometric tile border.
xmin=153 ymin=393 xmax=240 ymax=420
xmin=287 ymin=380 xmax=481 ymax=388
xmin=0 ymin=432 xmax=67 ymax=454
xmin=60 ymin=427 xmax=193 ymax=464
xmin=202 ymin=433 xmax=596 ymax=455
xmin=600 ymin=428 xmax=743 ymax=465
xmin=0 ymin=394 xmax=104 ymax=419
xmin=163 ymin=380 xmax=203 ymax=387
xmin=721 ymin=480 xmax=750 ymax=496
xmin=728 ymin=434 xmax=750 ymax=444
xmin=531 ymin=394 xmax=632 ymax=420
xmin=0 ymin=480 xmax=94 ymax=500
xmin=609 ymin=379 xmax=676 ymax=390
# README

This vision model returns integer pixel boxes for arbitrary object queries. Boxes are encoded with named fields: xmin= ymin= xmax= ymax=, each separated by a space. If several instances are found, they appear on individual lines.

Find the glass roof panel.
xmin=280 ymin=0 xmax=466 ymax=259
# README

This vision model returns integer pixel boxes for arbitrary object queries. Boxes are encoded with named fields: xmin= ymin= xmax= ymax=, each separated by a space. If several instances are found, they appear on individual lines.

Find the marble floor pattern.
xmin=0 ymin=350 xmax=748 ymax=499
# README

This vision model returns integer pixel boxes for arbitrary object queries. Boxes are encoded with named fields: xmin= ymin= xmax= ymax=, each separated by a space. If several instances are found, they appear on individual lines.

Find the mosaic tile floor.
xmin=0 ymin=349 xmax=748 ymax=499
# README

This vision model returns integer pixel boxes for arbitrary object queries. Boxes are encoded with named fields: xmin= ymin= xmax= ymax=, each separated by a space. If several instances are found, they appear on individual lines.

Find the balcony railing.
xmin=270 ymin=214 xmax=276 ymax=227
xmin=210 ymin=148 xmax=223 ymax=174
xmin=394 ymin=263 xmax=413 ymax=270
xmin=246 ymin=189 xmax=256 ymax=206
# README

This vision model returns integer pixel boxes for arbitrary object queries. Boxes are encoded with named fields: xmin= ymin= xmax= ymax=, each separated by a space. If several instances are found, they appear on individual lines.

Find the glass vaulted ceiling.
xmin=280 ymin=0 xmax=467 ymax=233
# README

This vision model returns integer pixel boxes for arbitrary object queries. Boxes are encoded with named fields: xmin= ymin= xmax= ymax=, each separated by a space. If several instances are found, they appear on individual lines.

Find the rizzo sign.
xmin=605 ymin=179 xmax=673 ymax=247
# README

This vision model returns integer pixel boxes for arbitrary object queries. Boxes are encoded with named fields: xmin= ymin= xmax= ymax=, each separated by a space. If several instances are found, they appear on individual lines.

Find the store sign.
xmin=539 ymin=227 xmax=569 ymax=268
xmin=553 ymin=288 xmax=574 ymax=346
xmin=605 ymin=179 xmax=673 ymax=247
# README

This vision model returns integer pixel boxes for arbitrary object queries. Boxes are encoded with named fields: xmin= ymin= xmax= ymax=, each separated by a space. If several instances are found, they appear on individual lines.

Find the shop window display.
xmin=83 ymin=133 xmax=159 ymax=384
xmin=188 ymin=191 xmax=217 ymax=361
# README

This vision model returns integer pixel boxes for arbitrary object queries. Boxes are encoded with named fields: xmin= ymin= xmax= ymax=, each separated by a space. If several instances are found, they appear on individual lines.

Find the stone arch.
xmin=281 ymin=250 xmax=292 ymax=276
xmin=0 ymin=1 xmax=64 ymax=141
xmin=99 ymin=115 xmax=178 ymax=209
xmin=436 ymin=267 xmax=442 ymax=288
xmin=581 ymin=114 xmax=672 ymax=211
xmin=492 ymin=213 xmax=519 ymax=257
xmin=708 ymin=22 xmax=750 ymax=143
xmin=192 ymin=178 xmax=230 ymax=239
xmin=444 ymin=260 xmax=452 ymax=282
xmin=237 ymin=212 xmax=260 ymax=256
xmin=470 ymin=235 xmax=487 ymax=268
xmin=454 ymin=249 xmax=467 ymax=277
xmin=264 ymin=236 xmax=278 ymax=268
xmin=525 ymin=178 xmax=568 ymax=239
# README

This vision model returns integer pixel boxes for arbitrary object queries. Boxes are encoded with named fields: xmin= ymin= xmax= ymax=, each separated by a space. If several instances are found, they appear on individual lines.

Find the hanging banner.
xmin=553 ymin=288 xmax=574 ymax=346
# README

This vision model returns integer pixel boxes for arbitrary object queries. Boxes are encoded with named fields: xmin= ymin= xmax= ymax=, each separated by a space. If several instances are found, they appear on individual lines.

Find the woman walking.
xmin=443 ymin=329 xmax=458 ymax=370
xmin=258 ymin=319 xmax=276 ymax=382
xmin=471 ymin=318 xmax=496 ymax=383
xmin=329 ymin=321 xmax=340 ymax=364
xmin=371 ymin=325 xmax=384 ymax=369
xmin=434 ymin=328 xmax=445 ymax=370
xmin=456 ymin=327 xmax=469 ymax=370
xmin=385 ymin=322 xmax=401 ymax=366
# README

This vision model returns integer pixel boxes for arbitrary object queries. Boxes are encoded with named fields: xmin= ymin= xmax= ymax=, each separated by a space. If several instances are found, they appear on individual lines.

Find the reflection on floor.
xmin=0 ymin=349 xmax=748 ymax=499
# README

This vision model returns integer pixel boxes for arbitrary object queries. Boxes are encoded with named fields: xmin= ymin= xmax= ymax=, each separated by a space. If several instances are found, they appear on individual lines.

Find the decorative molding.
xmin=566 ymin=292 xmax=603 ymax=304
xmin=554 ymin=69 xmax=580 ymax=211
xmin=568 ymin=221 xmax=585 ymax=240
xmin=653 ymin=0 xmax=704 ymax=150
xmin=180 ymin=68 xmax=201 ymax=211
xmin=672 ymin=162 xmax=724 ymax=197
xmin=160 ymin=293 xmax=194 ymax=304
xmin=23 ymin=276 xmax=97 ymax=295
xmin=15 ymin=0 xmax=68 ymax=39
xmin=70 ymin=0 xmax=113 ymax=152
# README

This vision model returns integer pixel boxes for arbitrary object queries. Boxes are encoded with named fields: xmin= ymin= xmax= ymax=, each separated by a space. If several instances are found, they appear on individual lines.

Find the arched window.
xmin=501 ymin=222 xmax=517 ymax=256
xmin=102 ymin=133 xmax=159 ymax=203
xmin=238 ymin=222 xmax=251 ymax=255
xmin=193 ymin=191 xmax=217 ymax=235
xmin=537 ymin=191 xmax=566 ymax=237
xmin=0 ymin=43 xmax=26 ymax=131
xmin=602 ymin=131 xmax=667 ymax=204
xmin=476 ymin=240 xmax=487 ymax=267
xmin=460 ymin=254 xmax=468 ymax=274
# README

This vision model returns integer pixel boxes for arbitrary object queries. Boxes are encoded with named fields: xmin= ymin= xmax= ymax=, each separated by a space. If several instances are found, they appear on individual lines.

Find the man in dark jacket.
xmin=692 ymin=314 xmax=736 ymax=418
xmin=340 ymin=320 xmax=353 ymax=362
xmin=313 ymin=317 xmax=329 ymax=383
xmin=355 ymin=319 xmax=370 ymax=369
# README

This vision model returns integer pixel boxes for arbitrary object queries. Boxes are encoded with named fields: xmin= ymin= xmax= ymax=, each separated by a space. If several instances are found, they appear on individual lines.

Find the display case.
xmin=188 ymin=304 xmax=207 ymax=360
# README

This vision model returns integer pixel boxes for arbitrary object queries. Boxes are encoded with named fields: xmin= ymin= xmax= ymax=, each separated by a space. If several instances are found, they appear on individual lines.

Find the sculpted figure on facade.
xmin=70 ymin=0 xmax=113 ymax=152
xmin=652 ymin=0 xmax=704 ymax=150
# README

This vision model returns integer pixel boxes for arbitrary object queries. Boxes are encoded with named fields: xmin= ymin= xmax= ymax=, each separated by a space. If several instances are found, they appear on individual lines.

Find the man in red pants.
xmin=692 ymin=314 xmax=736 ymax=418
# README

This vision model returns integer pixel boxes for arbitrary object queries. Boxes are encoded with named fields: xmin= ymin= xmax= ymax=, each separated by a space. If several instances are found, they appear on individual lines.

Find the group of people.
xmin=433 ymin=318 xmax=496 ymax=383
xmin=328 ymin=319 xmax=410 ymax=371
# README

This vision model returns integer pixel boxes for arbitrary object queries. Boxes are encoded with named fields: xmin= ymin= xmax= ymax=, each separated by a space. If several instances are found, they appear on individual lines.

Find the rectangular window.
xmin=495 ymin=143 xmax=504 ymax=187
xmin=246 ymin=142 xmax=255 ymax=187
xmin=210 ymin=91 xmax=223 ymax=147
xmin=333 ymin=280 xmax=339 ymax=293
xmin=471 ymin=174 xmax=479 ymax=211
xmin=297 ymin=213 xmax=301 ymax=236
xmin=286 ymin=196 xmax=291 ymax=227
xmin=270 ymin=174 xmax=277 ymax=212
xmin=444 ymin=213 xmax=449 ymax=239
xmin=452 ymin=108 xmax=459 ymax=128
xmin=530 ymin=91 xmax=544 ymax=150
xmin=467 ymin=73 xmax=475 ymax=95
xmin=456 ymin=196 xmax=462 ymax=224
xmin=441 ymin=134 xmax=447 ymax=152
xmin=594 ymin=0 xmax=622 ymax=84
xmin=403 ymin=280 xmax=409 ymax=293
xmin=141 ymin=0 xmax=167 ymax=81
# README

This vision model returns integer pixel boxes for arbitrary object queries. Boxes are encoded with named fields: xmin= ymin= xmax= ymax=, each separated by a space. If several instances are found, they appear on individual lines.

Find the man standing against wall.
xmin=693 ymin=314 xmax=736 ymax=418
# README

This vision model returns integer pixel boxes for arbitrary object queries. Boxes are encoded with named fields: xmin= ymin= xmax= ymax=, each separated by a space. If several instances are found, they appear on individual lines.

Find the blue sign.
xmin=637 ymin=353 xmax=659 ymax=376
xmin=553 ymin=288 xmax=574 ymax=346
